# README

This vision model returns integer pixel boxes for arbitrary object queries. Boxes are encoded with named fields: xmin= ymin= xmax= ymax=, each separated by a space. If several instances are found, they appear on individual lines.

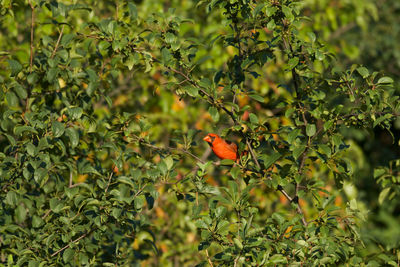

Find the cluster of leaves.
xmin=300 ymin=0 xmax=400 ymax=260
xmin=1 ymin=0 xmax=399 ymax=266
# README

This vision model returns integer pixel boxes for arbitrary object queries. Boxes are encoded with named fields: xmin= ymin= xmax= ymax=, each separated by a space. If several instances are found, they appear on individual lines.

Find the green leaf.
xmin=297 ymin=240 xmax=307 ymax=247
xmin=47 ymin=68 xmax=59 ymax=82
xmin=27 ymin=72 xmax=39 ymax=85
xmin=373 ymin=113 xmax=392 ymax=128
xmin=66 ymin=128 xmax=79 ymax=148
xmin=285 ymin=107 xmax=295 ymax=118
xmin=50 ymin=198 xmax=63 ymax=213
xmin=125 ymin=54 xmax=140 ymax=70
xmin=253 ymin=3 xmax=266 ymax=17
xmin=34 ymin=168 xmax=48 ymax=183
xmin=61 ymin=33 xmax=75 ymax=46
xmin=195 ymin=220 xmax=208 ymax=229
xmin=8 ymin=255 xmax=14 ymax=264
xmin=377 ymin=76 xmax=393 ymax=84
xmin=164 ymin=156 xmax=174 ymax=170
xmin=32 ymin=215 xmax=44 ymax=228
xmin=199 ymin=78 xmax=212 ymax=89
xmin=208 ymin=106 xmax=219 ymax=122
xmin=267 ymin=254 xmax=288 ymax=264
xmin=265 ymin=6 xmax=278 ymax=16
xmin=249 ymin=94 xmax=264 ymax=102
xmin=220 ymin=159 xmax=235 ymax=165
xmin=6 ymin=91 xmax=18 ymax=106
xmin=267 ymin=19 xmax=276 ymax=29
xmin=158 ymin=160 xmax=168 ymax=175
xmin=14 ymin=83 xmax=27 ymax=99
xmin=15 ymin=204 xmax=27 ymax=223
xmin=249 ymin=113 xmax=259 ymax=124
xmin=215 ymin=207 xmax=227 ymax=219
xmin=287 ymin=57 xmax=299 ymax=69
xmin=98 ymin=40 xmax=110 ymax=54
xmin=68 ymin=107 xmax=83 ymax=120
xmin=306 ymin=124 xmax=316 ymax=136
xmin=86 ymin=68 xmax=98 ymax=82
xmin=6 ymin=191 xmax=18 ymax=206
xmin=128 ymin=2 xmax=138 ymax=21
xmin=165 ymin=32 xmax=176 ymax=44
xmin=356 ymin=67 xmax=369 ymax=78
xmin=26 ymin=142 xmax=37 ymax=156
xmin=14 ymin=126 xmax=38 ymax=136
xmin=373 ymin=168 xmax=386 ymax=178
xmin=63 ymin=248 xmax=75 ymax=263
xmin=184 ymin=86 xmax=198 ymax=97
xmin=319 ymin=144 xmax=332 ymax=157
xmin=228 ymin=180 xmax=238 ymax=196
xmin=233 ymin=238 xmax=243 ymax=250
xmin=58 ymin=49 xmax=69 ymax=61
xmin=315 ymin=50 xmax=325 ymax=61
xmin=52 ymin=121 xmax=65 ymax=137
xmin=161 ymin=48 xmax=173 ymax=66
xmin=230 ymin=166 xmax=240 ymax=179
xmin=8 ymin=59 xmax=22 ymax=76
xmin=134 ymin=195 xmax=145 ymax=209
xmin=293 ymin=145 xmax=306 ymax=159
xmin=112 ymin=208 xmax=122 ymax=219
xmin=378 ymin=187 xmax=391 ymax=205
xmin=332 ymin=134 xmax=343 ymax=148
xmin=323 ymin=120 xmax=334 ymax=131
xmin=262 ymin=151 xmax=281 ymax=169
xmin=282 ymin=5 xmax=293 ymax=21
xmin=287 ymin=128 xmax=301 ymax=143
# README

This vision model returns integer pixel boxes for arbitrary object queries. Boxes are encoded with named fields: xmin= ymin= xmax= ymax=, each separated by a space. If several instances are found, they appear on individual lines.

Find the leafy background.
xmin=1 ymin=0 xmax=400 ymax=266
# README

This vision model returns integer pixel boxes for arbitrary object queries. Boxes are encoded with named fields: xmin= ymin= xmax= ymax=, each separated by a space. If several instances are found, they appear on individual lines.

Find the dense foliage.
xmin=1 ymin=0 xmax=399 ymax=266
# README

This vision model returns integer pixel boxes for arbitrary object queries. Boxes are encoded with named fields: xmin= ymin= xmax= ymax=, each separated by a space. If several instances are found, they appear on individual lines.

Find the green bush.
xmin=1 ymin=0 xmax=399 ymax=266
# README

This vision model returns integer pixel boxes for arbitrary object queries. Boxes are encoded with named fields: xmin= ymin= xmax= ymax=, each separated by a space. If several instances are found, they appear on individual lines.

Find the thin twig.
xmin=28 ymin=0 xmax=35 ymax=73
xmin=133 ymin=134 xmax=206 ymax=164
xmin=69 ymin=172 xmax=83 ymax=188
xmin=69 ymin=182 xmax=83 ymax=188
xmin=246 ymin=139 xmax=261 ymax=169
xmin=234 ymin=254 xmax=240 ymax=267
xmin=51 ymin=25 xmax=65 ymax=59
xmin=232 ymin=89 xmax=237 ymax=113
xmin=51 ymin=233 xmax=88 ymax=257
xmin=280 ymin=28 xmax=311 ymax=226
xmin=105 ymin=172 xmax=114 ymax=193
xmin=205 ymin=249 xmax=214 ymax=267
xmin=41 ymin=209 xmax=51 ymax=219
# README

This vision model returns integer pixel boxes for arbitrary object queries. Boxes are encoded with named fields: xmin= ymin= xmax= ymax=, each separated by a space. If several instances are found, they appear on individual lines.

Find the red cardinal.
xmin=203 ymin=133 xmax=238 ymax=161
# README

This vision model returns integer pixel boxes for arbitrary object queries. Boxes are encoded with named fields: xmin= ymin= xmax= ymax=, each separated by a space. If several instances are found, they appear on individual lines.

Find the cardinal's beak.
xmin=203 ymin=135 xmax=212 ymax=143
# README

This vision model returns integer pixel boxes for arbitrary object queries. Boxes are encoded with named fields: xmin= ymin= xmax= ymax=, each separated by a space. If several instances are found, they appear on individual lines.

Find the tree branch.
xmin=51 ymin=233 xmax=88 ymax=257
xmin=51 ymin=25 xmax=65 ymax=59
xmin=205 ymin=249 xmax=214 ymax=267
xmin=104 ymin=172 xmax=114 ymax=193
xmin=281 ymin=30 xmax=310 ymax=226
xmin=133 ymin=134 xmax=206 ymax=164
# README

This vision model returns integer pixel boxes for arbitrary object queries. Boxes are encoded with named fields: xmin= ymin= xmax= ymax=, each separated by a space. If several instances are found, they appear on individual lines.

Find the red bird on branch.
xmin=203 ymin=133 xmax=238 ymax=161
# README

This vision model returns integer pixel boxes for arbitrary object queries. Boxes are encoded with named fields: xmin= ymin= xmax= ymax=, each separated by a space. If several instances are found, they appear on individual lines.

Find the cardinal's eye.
xmin=210 ymin=136 xmax=216 ymax=142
